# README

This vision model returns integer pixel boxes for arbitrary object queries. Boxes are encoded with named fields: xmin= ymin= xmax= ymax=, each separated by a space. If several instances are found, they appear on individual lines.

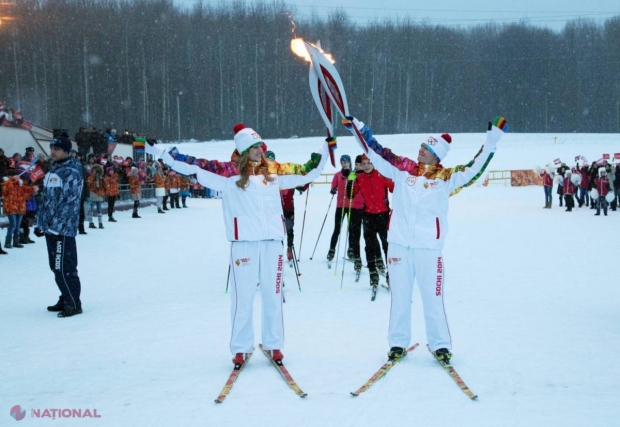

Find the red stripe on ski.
xmin=351 ymin=343 xmax=419 ymax=396
xmin=259 ymin=344 xmax=307 ymax=398
xmin=214 ymin=353 xmax=252 ymax=403
xmin=427 ymin=345 xmax=478 ymax=400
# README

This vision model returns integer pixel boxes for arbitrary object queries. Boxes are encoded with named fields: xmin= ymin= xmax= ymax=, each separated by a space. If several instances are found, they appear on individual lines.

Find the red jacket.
xmin=596 ymin=177 xmax=609 ymax=196
xmin=352 ymin=169 xmax=394 ymax=214
xmin=280 ymin=189 xmax=294 ymax=212
xmin=541 ymin=171 xmax=553 ymax=187
xmin=563 ymin=177 xmax=576 ymax=196
xmin=579 ymin=169 xmax=590 ymax=189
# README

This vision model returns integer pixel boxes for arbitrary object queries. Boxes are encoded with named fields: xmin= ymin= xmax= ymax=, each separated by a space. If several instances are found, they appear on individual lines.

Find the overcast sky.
xmin=174 ymin=0 xmax=620 ymax=31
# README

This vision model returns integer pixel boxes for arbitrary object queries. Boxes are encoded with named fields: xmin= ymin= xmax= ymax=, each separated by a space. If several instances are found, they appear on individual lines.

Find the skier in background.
xmin=265 ymin=150 xmax=308 ymax=264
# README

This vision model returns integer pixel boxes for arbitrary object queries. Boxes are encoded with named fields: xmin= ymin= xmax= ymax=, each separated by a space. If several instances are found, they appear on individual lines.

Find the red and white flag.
xmin=614 ymin=153 xmax=620 ymax=160
xmin=603 ymin=153 xmax=610 ymax=160
xmin=29 ymin=166 xmax=46 ymax=181
xmin=553 ymin=158 xmax=561 ymax=166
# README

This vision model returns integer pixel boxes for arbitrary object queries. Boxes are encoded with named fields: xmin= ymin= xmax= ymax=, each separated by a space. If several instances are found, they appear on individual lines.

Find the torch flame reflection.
xmin=290 ymin=38 xmax=335 ymax=64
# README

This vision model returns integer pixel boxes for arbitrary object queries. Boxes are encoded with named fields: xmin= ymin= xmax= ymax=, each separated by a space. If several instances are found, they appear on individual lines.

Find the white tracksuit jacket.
xmin=363 ymin=125 xmax=504 ymax=352
xmin=146 ymin=142 xmax=328 ymax=354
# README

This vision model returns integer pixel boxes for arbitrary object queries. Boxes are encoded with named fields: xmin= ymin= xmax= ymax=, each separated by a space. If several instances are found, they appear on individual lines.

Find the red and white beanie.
xmin=233 ymin=123 xmax=263 ymax=154
xmin=423 ymin=133 xmax=452 ymax=162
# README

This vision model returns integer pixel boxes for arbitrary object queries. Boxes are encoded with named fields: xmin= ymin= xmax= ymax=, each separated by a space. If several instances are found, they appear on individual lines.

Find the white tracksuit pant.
xmin=229 ymin=240 xmax=285 ymax=354
xmin=387 ymin=242 xmax=452 ymax=352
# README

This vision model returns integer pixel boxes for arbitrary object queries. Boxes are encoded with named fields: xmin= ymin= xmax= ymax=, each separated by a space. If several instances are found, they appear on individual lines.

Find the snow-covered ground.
xmin=1 ymin=131 xmax=619 ymax=426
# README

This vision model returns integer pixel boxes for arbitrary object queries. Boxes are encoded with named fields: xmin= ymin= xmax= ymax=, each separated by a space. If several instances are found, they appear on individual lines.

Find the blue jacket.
xmin=36 ymin=157 xmax=83 ymax=237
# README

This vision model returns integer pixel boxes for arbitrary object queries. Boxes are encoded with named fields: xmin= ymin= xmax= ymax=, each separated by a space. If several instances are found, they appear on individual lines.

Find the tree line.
xmin=0 ymin=0 xmax=619 ymax=141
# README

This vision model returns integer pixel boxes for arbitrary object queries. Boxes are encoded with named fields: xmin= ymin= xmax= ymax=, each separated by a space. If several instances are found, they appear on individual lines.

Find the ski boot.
xmin=287 ymin=247 xmax=293 ymax=267
xmin=326 ymin=248 xmax=335 ymax=269
xmin=370 ymin=271 xmax=379 ymax=288
xmin=433 ymin=348 xmax=452 ymax=365
xmin=388 ymin=346 xmax=405 ymax=361
xmin=376 ymin=258 xmax=386 ymax=276
xmin=354 ymin=258 xmax=362 ymax=282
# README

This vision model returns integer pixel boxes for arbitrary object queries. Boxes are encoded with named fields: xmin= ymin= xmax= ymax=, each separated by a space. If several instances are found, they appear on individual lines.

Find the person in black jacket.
xmin=74 ymin=127 xmax=90 ymax=158
xmin=34 ymin=135 xmax=84 ymax=318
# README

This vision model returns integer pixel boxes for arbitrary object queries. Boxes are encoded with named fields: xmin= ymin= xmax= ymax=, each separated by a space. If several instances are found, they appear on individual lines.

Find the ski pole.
xmin=225 ymin=264 xmax=230 ymax=293
xmin=225 ymin=243 xmax=232 ymax=293
xmin=333 ymin=185 xmax=349 ymax=276
xmin=339 ymin=195 xmax=354 ymax=288
xmin=309 ymin=193 xmax=335 ymax=260
xmin=296 ymin=186 xmax=310 ymax=261
xmin=291 ymin=246 xmax=302 ymax=292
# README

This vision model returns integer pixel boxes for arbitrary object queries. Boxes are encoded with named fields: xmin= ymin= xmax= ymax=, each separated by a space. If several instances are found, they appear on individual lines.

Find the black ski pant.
xmin=107 ymin=196 xmax=117 ymax=218
xmin=348 ymin=208 xmax=364 ymax=259
xmin=329 ymin=206 xmax=348 ymax=251
xmin=564 ymin=194 xmax=574 ymax=211
xmin=45 ymin=234 xmax=82 ymax=311
xmin=169 ymin=193 xmax=180 ymax=209
xmin=283 ymin=209 xmax=294 ymax=248
xmin=363 ymin=211 xmax=389 ymax=272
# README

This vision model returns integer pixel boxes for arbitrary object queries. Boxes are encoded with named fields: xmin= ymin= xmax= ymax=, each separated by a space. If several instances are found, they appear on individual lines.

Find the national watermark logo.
xmin=8 ymin=405 xmax=102 ymax=421
xmin=10 ymin=405 xmax=26 ymax=421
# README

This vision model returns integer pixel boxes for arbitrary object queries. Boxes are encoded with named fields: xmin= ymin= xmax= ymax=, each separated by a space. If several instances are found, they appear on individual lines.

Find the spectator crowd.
xmin=537 ymin=161 xmax=619 ymax=215
xmin=0 ymin=129 xmax=219 ymax=255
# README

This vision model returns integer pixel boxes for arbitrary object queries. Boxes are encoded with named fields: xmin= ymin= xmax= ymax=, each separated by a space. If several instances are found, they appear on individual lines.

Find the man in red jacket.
xmin=350 ymin=154 xmax=394 ymax=288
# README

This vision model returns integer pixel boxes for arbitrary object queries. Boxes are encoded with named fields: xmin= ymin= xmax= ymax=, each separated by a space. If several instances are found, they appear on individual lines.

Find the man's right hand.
xmin=34 ymin=228 xmax=44 ymax=238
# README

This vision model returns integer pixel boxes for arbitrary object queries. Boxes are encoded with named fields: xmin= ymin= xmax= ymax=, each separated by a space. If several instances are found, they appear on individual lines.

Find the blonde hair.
xmin=235 ymin=150 xmax=274 ymax=189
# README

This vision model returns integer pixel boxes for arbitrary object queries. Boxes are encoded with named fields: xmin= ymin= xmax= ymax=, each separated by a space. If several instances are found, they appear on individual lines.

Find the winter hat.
xmin=265 ymin=150 xmax=275 ymax=160
xmin=106 ymin=166 xmax=114 ymax=174
xmin=233 ymin=123 xmax=263 ymax=154
xmin=422 ymin=134 xmax=452 ymax=162
xmin=340 ymin=154 xmax=351 ymax=165
xmin=50 ymin=135 xmax=72 ymax=153
xmin=355 ymin=154 xmax=364 ymax=164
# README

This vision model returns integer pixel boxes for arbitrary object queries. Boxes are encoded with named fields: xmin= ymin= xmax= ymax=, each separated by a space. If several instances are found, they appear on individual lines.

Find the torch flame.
xmin=290 ymin=38 xmax=335 ymax=64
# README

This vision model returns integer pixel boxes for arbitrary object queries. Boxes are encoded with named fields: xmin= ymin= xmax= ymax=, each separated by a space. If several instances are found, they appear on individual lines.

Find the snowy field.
xmin=1 ymin=131 xmax=619 ymax=426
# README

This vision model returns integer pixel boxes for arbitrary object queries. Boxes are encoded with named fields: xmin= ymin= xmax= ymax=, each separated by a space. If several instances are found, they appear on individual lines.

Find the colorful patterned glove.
xmin=310 ymin=152 xmax=322 ymax=167
xmin=486 ymin=116 xmax=508 ymax=151
xmin=343 ymin=116 xmax=372 ymax=141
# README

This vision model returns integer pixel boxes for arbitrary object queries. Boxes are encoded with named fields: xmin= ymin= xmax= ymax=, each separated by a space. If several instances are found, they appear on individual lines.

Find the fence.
xmin=0 ymin=170 xmax=545 ymax=217
xmin=1 ymin=183 xmax=157 ymax=218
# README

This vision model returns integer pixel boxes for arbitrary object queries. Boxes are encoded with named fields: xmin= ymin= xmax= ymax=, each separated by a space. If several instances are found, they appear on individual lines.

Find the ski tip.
xmin=350 ymin=392 xmax=359 ymax=397
xmin=299 ymin=393 xmax=308 ymax=398
xmin=214 ymin=399 xmax=223 ymax=404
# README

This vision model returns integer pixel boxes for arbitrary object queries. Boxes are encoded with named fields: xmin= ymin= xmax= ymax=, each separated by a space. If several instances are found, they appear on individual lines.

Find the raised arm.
xmin=277 ymin=141 xmax=329 ymax=189
xmin=448 ymin=117 xmax=508 ymax=195
xmin=342 ymin=117 xmax=417 ymax=177
xmin=145 ymin=143 xmax=230 ymax=191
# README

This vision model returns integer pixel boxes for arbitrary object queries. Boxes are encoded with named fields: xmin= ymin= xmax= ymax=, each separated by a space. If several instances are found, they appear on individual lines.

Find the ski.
xmin=371 ymin=285 xmax=378 ymax=301
xmin=258 ymin=344 xmax=308 ymax=398
xmin=214 ymin=352 xmax=253 ymax=404
xmin=351 ymin=343 xmax=419 ymax=396
xmin=427 ymin=345 xmax=478 ymax=400
xmin=381 ymin=284 xmax=390 ymax=291
xmin=355 ymin=270 xmax=361 ymax=282
xmin=327 ymin=260 xmax=332 ymax=269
